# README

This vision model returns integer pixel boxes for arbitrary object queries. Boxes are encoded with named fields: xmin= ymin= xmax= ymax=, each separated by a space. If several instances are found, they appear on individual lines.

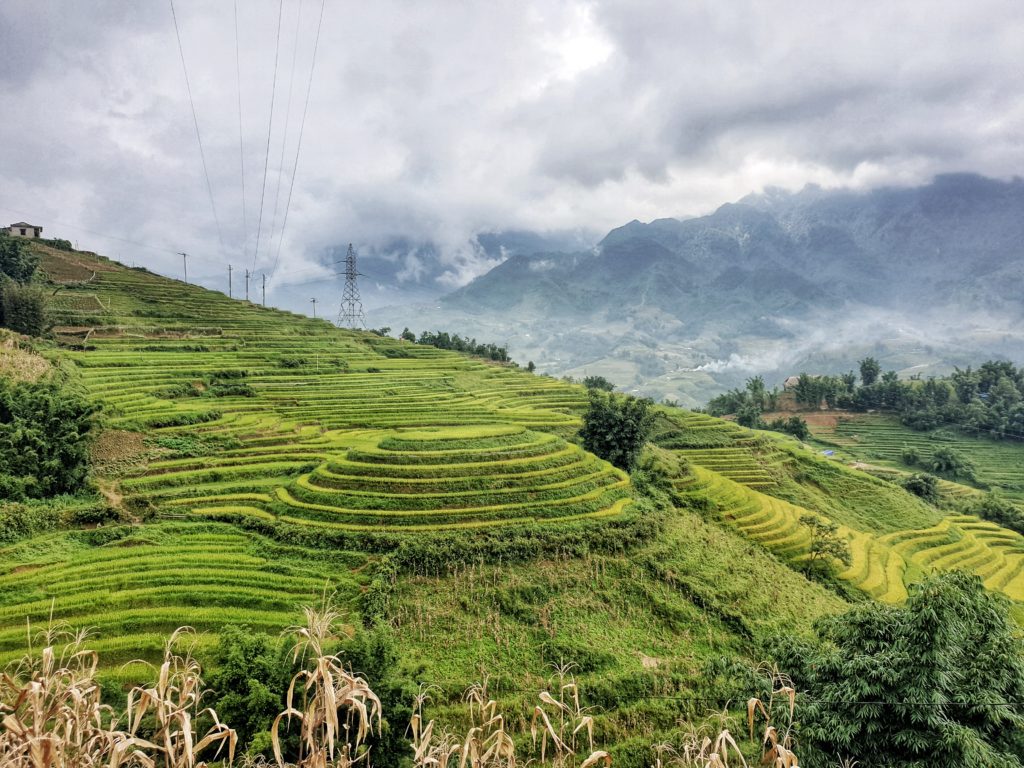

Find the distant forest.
xmin=708 ymin=359 xmax=1024 ymax=442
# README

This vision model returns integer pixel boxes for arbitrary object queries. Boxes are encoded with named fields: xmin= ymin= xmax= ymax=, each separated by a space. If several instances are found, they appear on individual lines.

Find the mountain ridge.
xmin=379 ymin=173 xmax=1024 ymax=405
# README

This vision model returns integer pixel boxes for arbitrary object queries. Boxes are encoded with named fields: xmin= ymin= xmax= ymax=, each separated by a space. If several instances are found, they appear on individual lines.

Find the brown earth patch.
xmin=0 ymin=334 xmax=51 ymax=382
xmin=11 ymin=564 xmax=40 ymax=574
xmin=761 ymin=410 xmax=853 ymax=429
xmin=92 ymin=430 xmax=148 ymax=479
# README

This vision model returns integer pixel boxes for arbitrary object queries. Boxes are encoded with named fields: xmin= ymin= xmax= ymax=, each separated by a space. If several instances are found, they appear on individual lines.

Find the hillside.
xmin=379 ymin=174 xmax=1024 ymax=405
xmin=3 ymin=242 xmax=1024 ymax=758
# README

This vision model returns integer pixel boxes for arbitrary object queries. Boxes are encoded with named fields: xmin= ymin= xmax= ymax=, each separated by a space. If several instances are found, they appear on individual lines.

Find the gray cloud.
xmin=1 ymin=0 xmax=1022 ymax=310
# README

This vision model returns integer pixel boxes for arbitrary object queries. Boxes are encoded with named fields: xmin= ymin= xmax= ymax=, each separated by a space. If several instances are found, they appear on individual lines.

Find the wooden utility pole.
xmin=178 ymin=252 xmax=189 ymax=283
xmin=245 ymin=269 xmax=250 ymax=301
xmin=261 ymin=273 xmax=266 ymax=306
xmin=228 ymin=264 xmax=233 ymax=297
xmin=310 ymin=298 xmax=317 ymax=318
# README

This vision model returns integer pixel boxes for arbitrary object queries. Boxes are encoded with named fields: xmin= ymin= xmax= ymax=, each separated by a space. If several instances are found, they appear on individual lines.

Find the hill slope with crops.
xmin=2 ymin=242 xmax=1024 ymax=761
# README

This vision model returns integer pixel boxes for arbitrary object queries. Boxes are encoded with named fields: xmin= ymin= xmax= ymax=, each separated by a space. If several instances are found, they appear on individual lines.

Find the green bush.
xmin=0 ymin=282 xmax=46 ymax=336
xmin=776 ymin=572 xmax=1024 ymax=767
xmin=901 ymin=472 xmax=940 ymax=504
xmin=580 ymin=391 xmax=655 ymax=472
xmin=0 ymin=377 xmax=96 ymax=500
xmin=0 ymin=233 xmax=40 ymax=283
xmin=39 ymin=237 xmax=73 ymax=251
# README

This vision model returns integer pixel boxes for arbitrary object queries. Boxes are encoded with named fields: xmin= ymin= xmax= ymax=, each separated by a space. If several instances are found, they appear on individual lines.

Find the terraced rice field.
xmin=0 ymin=522 xmax=367 ymax=680
xmin=169 ymin=426 xmax=631 ymax=530
xmin=653 ymin=410 xmax=784 ymax=491
xmin=812 ymin=413 xmax=1024 ymax=500
xmin=673 ymin=445 xmax=1023 ymax=606
xmin=675 ymin=467 xmax=810 ymax=556
xmin=0 ymin=246 xmax=642 ymax=670
xmin=33 ymin=248 xmax=633 ymax=534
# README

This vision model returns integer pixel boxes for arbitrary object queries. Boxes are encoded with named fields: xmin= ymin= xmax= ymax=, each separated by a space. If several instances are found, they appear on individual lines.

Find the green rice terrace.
xmin=2 ymin=243 xmax=1024 ymax=753
xmin=808 ymin=412 xmax=1024 ymax=501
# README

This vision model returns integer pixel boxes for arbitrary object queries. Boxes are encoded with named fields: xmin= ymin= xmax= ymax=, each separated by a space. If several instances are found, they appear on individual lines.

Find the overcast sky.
xmin=1 ymin=0 xmax=1022 ymax=300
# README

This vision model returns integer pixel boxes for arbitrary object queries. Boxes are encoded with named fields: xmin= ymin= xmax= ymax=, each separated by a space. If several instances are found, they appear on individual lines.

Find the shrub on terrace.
xmin=580 ymin=391 xmax=655 ymax=472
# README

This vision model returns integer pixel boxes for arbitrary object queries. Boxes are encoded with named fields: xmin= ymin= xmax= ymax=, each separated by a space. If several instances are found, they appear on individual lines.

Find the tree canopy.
xmin=778 ymin=572 xmax=1024 ymax=767
xmin=579 ymin=391 xmax=654 ymax=472
xmin=0 ymin=233 xmax=40 ymax=284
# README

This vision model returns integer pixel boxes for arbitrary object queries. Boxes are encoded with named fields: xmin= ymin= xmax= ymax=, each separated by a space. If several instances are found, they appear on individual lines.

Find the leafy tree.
xmin=579 ymin=391 xmax=654 ymax=472
xmin=735 ymin=401 xmax=763 ymax=428
xmin=778 ymin=572 xmax=1024 ymax=767
xmin=0 ymin=377 xmax=96 ymax=500
xmin=0 ymin=233 xmax=40 ymax=283
xmin=967 ymin=493 xmax=1024 ymax=536
xmin=416 ymin=330 xmax=509 ymax=362
xmin=582 ymin=375 xmax=615 ymax=392
xmin=901 ymin=444 xmax=921 ymax=466
xmin=745 ymin=375 xmax=766 ymax=404
xmin=0 ymin=282 xmax=46 ymax=336
xmin=929 ymin=446 xmax=976 ymax=480
xmin=526 ymin=360 xmax=536 ymax=373
xmin=901 ymin=472 xmax=940 ymax=504
xmin=799 ymin=513 xmax=851 ymax=571
xmin=859 ymin=356 xmax=881 ymax=386
xmin=766 ymin=415 xmax=810 ymax=440
xmin=399 ymin=327 xmax=416 ymax=342
xmin=206 ymin=626 xmax=292 ymax=751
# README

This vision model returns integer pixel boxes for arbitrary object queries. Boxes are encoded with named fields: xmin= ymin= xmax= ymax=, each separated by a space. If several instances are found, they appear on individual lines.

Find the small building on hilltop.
xmin=2 ymin=222 xmax=43 ymax=238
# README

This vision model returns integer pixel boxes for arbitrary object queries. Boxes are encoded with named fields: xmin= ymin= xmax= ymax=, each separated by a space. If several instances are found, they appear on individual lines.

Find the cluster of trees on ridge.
xmin=398 ymin=327 xmax=511 ymax=363
xmin=0 ymin=233 xmax=46 ymax=337
xmin=0 ymin=374 xmax=95 ymax=502
xmin=708 ymin=357 xmax=1024 ymax=442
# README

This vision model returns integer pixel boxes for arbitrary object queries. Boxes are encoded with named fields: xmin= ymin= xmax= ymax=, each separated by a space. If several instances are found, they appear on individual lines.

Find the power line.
xmin=268 ymin=0 xmax=303 ymax=253
xmin=169 ymin=0 xmax=226 ymax=257
xmin=234 ymin=0 xmax=248 ymax=267
xmin=252 ymin=0 xmax=285 ymax=273
xmin=269 ymin=0 xmax=326 ymax=281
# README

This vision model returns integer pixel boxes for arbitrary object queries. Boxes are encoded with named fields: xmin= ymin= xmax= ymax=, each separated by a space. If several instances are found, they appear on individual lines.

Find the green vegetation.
xmin=779 ymin=572 xmax=1024 ymax=767
xmin=0 ymin=233 xmax=46 ymax=336
xmin=0 ymin=233 xmax=40 ymax=284
xmin=0 ymin=283 xmax=46 ymax=336
xmin=0 ymin=376 xmax=96 ymax=500
xmin=414 ymin=329 xmax=510 ymax=361
xmin=579 ymin=391 xmax=654 ymax=471
xmin=2 ymin=242 xmax=1024 ymax=762
xmin=812 ymin=413 xmax=1024 ymax=500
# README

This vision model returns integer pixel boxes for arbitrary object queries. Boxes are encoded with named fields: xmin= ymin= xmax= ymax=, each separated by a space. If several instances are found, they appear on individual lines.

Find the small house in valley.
xmin=2 ymin=222 xmax=43 ymax=238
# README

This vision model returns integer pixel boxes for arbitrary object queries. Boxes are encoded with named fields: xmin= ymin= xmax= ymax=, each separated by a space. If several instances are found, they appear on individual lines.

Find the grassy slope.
xmin=2 ymin=242 xmax=1021 ymax=754
xmin=809 ymin=411 xmax=1024 ymax=501
xmin=648 ymin=404 xmax=1024 ymax=610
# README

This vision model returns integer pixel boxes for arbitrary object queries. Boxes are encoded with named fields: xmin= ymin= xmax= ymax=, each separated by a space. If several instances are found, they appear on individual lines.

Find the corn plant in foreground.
xmin=0 ymin=621 xmax=235 ymax=768
xmin=271 ymin=600 xmax=382 ymax=768
xmin=651 ymin=667 xmax=800 ymax=768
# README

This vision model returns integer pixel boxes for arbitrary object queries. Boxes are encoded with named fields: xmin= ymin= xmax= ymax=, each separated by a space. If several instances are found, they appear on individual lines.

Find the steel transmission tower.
xmin=336 ymin=243 xmax=365 ymax=328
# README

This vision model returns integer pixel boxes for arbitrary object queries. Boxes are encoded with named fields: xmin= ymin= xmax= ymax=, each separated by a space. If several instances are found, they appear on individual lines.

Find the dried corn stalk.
xmin=272 ymin=599 xmax=382 ymax=768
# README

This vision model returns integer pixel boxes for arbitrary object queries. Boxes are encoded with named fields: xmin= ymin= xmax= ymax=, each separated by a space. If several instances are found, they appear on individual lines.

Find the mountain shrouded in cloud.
xmin=378 ymin=174 xmax=1024 ymax=405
